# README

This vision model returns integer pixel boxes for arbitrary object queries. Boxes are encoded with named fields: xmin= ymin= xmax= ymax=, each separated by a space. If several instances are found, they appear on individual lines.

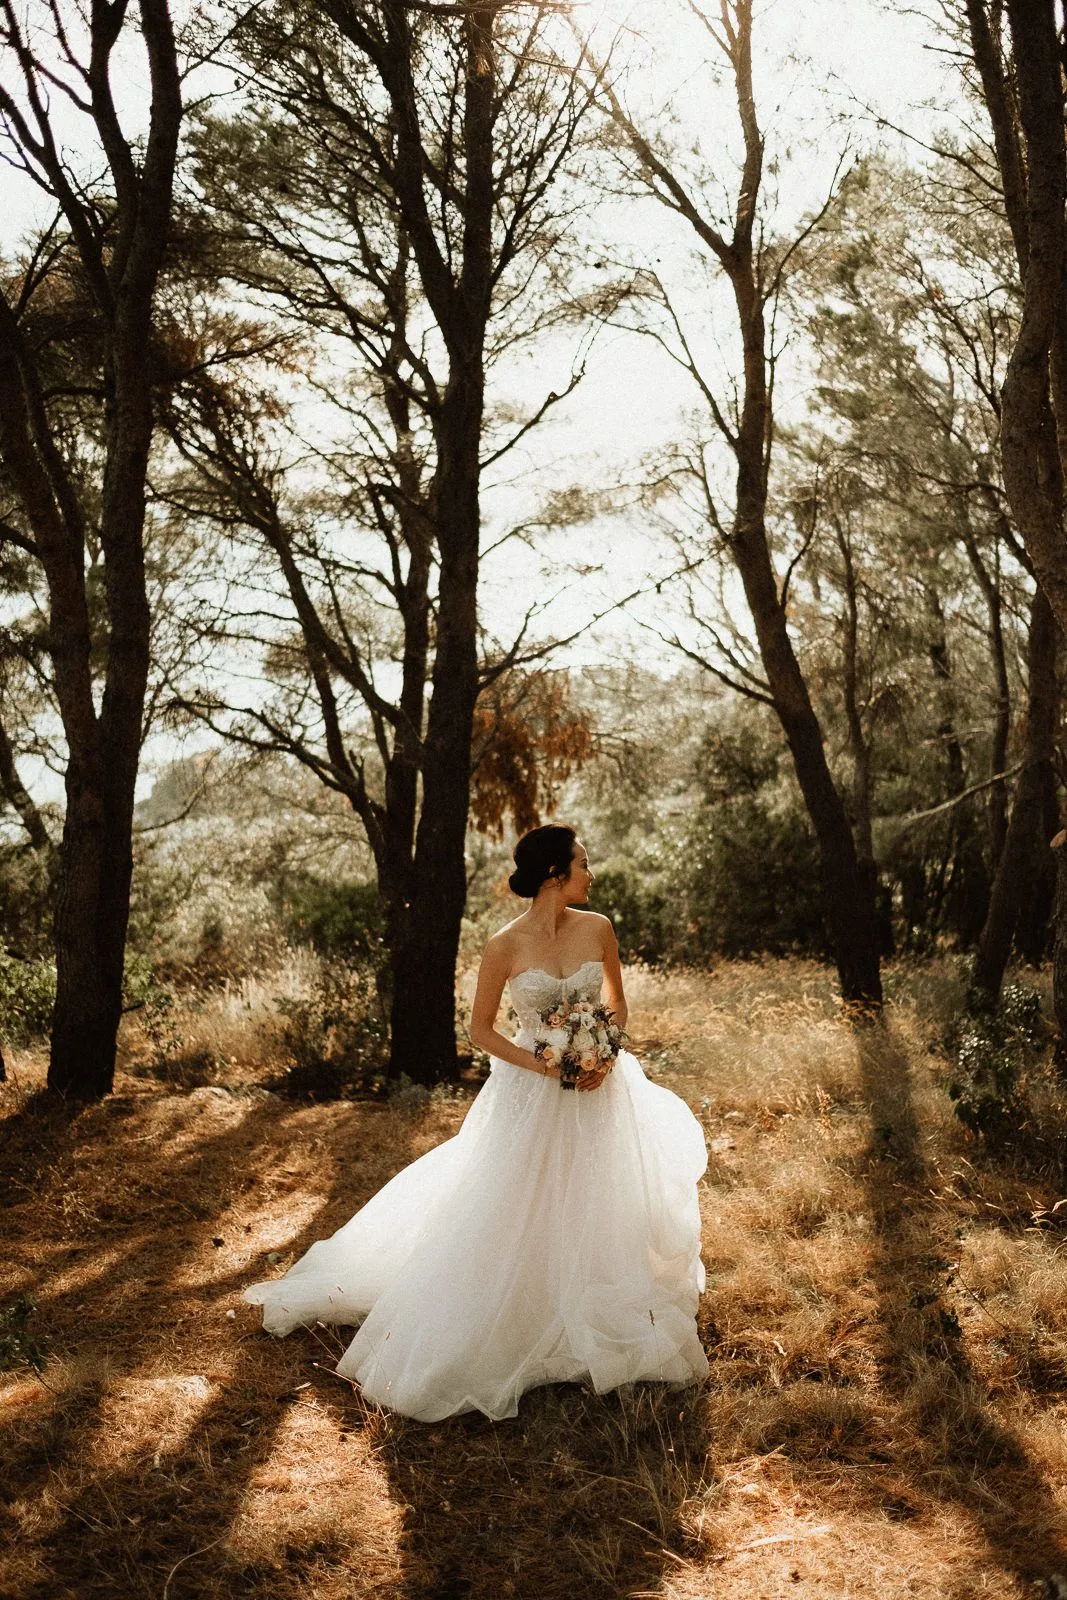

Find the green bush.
xmin=0 ymin=847 xmax=53 ymax=959
xmin=0 ymin=948 xmax=176 ymax=1048
xmin=674 ymin=794 xmax=828 ymax=961
xmin=278 ymin=876 xmax=386 ymax=969
xmin=0 ymin=1293 xmax=48 ymax=1373
xmin=272 ymin=959 xmax=388 ymax=1100
xmin=0 ymin=953 xmax=56 ymax=1042
xmin=589 ymin=864 xmax=670 ymax=964
xmin=947 ymin=983 xmax=1045 ymax=1142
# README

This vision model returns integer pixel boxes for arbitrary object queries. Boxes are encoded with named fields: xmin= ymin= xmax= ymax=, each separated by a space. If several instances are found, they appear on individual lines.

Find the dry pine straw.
xmin=4 ymin=961 xmax=1067 ymax=1599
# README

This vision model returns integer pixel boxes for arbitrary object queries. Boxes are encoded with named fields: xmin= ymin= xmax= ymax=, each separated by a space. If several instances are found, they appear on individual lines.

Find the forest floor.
xmin=5 ymin=958 xmax=1067 ymax=1600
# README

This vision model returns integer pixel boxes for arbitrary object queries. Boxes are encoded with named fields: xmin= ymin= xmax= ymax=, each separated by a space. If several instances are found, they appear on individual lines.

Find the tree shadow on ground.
xmin=856 ymin=1019 xmax=1067 ymax=1591
xmin=0 ymin=1085 xmax=431 ymax=1599
xmin=352 ymin=1375 xmax=713 ymax=1600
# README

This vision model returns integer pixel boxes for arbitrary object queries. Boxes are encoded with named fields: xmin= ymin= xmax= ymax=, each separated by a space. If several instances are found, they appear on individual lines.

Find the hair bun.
xmin=508 ymin=823 xmax=577 ymax=898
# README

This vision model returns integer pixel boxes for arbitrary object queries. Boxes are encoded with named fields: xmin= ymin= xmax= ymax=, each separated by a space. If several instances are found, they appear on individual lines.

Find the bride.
xmin=244 ymin=823 xmax=709 ymax=1422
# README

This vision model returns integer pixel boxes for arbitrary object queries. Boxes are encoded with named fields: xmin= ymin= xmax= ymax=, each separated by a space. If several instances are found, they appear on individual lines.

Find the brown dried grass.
xmin=3 ymin=957 xmax=1067 ymax=1598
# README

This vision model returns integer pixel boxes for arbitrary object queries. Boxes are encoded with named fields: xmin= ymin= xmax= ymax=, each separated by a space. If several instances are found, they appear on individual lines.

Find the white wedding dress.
xmin=244 ymin=960 xmax=709 ymax=1421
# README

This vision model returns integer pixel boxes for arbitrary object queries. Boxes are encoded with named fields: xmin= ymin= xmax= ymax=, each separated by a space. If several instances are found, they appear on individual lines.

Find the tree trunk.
xmin=396 ymin=348 xmax=484 ymax=1082
xmin=1016 ymin=757 xmax=1059 ymax=964
xmin=730 ymin=284 xmax=883 ymax=1006
xmin=48 ymin=770 xmax=123 ymax=1097
xmin=971 ymin=585 xmax=1059 ymax=1005
xmin=962 ymin=494 xmax=1012 ymax=868
xmin=0 ymin=0 xmax=180 ymax=1099
xmin=970 ymin=0 xmax=1067 ymax=628
xmin=736 ymin=536 xmax=883 ymax=1003
xmin=926 ymin=584 xmax=990 ymax=945
xmin=1053 ymin=831 xmax=1067 ymax=1064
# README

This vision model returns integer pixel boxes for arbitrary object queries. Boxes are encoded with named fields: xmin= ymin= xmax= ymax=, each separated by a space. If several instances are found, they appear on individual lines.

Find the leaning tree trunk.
xmin=735 ymin=528 xmax=883 ymax=1003
xmin=971 ymin=586 xmax=1059 ymax=1006
xmin=615 ymin=0 xmax=885 ymax=1009
xmin=730 ymin=276 xmax=883 ymax=1006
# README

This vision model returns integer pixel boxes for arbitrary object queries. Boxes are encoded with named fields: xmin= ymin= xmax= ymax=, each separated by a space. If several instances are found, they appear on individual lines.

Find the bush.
xmin=675 ymin=793 xmax=828 ymax=961
xmin=947 ymin=983 xmax=1045 ymax=1142
xmin=589 ymin=864 xmax=670 ymax=965
xmin=0 ymin=847 xmax=53 ymax=959
xmin=0 ymin=953 xmax=56 ymax=1043
xmin=128 ymin=835 xmax=287 ymax=985
xmin=278 ymin=875 xmax=386 ymax=969
xmin=272 ymin=959 xmax=388 ymax=1100
xmin=0 ymin=949 xmax=176 ymax=1049
xmin=0 ymin=1293 xmax=48 ymax=1373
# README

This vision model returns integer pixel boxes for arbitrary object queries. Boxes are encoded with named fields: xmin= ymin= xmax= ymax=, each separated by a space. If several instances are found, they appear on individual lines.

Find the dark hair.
xmin=508 ymin=824 xmax=578 ymax=898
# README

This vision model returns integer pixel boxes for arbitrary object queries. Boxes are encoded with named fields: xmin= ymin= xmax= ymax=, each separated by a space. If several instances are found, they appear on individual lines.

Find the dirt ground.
xmin=4 ymin=959 xmax=1067 ymax=1599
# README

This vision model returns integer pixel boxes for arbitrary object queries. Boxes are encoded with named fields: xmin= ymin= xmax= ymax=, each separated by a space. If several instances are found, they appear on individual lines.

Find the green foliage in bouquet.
xmin=947 ymin=983 xmax=1045 ymax=1142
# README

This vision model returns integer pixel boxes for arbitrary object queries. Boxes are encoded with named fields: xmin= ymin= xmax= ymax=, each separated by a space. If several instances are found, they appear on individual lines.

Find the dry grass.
xmin=5 ymin=957 xmax=1067 ymax=1598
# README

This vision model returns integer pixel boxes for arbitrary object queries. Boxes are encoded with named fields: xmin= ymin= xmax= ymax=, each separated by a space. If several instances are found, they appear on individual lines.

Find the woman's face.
xmin=562 ymin=840 xmax=594 ymax=904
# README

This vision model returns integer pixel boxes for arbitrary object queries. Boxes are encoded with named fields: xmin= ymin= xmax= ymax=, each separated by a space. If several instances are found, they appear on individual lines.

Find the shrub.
xmin=0 ymin=953 xmax=56 ymax=1043
xmin=272 ymin=959 xmax=388 ymax=1100
xmin=947 ymin=983 xmax=1045 ymax=1142
xmin=0 ymin=949 xmax=178 ymax=1050
xmin=278 ymin=875 xmax=386 ymax=970
xmin=0 ymin=1293 xmax=48 ymax=1373
xmin=674 ymin=793 xmax=828 ymax=961
xmin=589 ymin=864 xmax=670 ymax=965
xmin=0 ymin=847 xmax=53 ymax=959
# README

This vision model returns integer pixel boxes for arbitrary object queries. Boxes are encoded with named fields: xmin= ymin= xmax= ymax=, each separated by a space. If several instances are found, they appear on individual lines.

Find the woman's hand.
xmin=530 ymin=1050 xmax=560 ymax=1080
xmin=576 ymin=1063 xmax=610 ymax=1092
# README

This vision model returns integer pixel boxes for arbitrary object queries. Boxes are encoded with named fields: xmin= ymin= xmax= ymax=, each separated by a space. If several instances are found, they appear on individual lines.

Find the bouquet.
xmin=533 ymin=999 xmax=628 ymax=1090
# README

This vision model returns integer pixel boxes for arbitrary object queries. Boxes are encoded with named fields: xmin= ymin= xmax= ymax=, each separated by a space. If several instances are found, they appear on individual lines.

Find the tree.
xmin=598 ymin=0 xmax=884 ymax=1006
xmin=956 ymin=0 xmax=1065 ymax=1003
xmin=791 ymin=153 xmax=1044 ymax=964
xmin=164 ymin=0 xmax=601 ymax=1080
xmin=470 ymin=668 xmax=596 ymax=838
xmin=0 ymin=0 xmax=182 ymax=1096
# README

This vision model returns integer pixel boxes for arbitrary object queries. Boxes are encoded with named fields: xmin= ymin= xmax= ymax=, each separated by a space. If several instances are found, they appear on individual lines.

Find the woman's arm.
xmin=600 ymin=919 xmax=628 ymax=1028
xmin=469 ymin=937 xmax=559 ymax=1077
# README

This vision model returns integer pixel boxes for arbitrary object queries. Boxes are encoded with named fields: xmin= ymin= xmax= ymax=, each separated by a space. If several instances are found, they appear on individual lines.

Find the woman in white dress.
xmin=244 ymin=824 xmax=709 ymax=1422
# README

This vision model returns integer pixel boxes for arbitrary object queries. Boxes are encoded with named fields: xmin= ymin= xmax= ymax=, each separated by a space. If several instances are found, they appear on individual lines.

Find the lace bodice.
xmin=508 ymin=959 xmax=604 ymax=1041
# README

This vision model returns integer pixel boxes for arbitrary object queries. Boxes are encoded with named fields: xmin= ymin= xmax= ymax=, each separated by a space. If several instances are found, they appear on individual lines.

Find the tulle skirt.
xmin=244 ymin=1050 xmax=709 ymax=1422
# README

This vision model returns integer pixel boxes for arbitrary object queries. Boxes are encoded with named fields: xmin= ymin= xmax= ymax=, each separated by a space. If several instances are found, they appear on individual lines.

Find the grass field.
xmin=4 ymin=958 xmax=1067 ymax=1599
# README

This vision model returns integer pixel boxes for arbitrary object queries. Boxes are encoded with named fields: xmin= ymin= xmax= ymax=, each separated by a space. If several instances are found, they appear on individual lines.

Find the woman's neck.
xmin=524 ymin=896 xmax=570 ymax=939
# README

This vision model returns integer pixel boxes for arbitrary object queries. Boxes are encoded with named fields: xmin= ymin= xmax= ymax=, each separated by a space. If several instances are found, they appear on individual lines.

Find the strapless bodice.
xmin=509 ymin=959 xmax=604 ymax=1040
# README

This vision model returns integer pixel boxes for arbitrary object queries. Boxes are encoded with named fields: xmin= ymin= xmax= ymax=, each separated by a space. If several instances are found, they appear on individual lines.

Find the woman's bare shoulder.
xmin=482 ymin=917 xmax=526 ymax=962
